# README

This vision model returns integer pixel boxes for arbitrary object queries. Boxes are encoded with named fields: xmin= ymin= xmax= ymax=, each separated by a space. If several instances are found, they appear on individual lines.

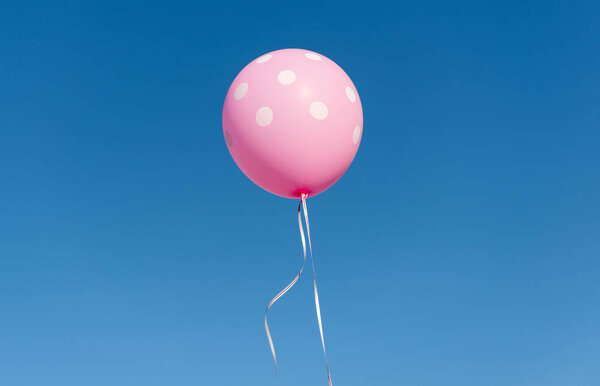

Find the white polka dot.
xmin=225 ymin=131 xmax=233 ymax=147
xmin=309 ymin=102 xmax=328 ymax=120
xmin=256 ymin=106 xmax=273 ymax=127
xmin=234 ymin=83 xmax=248 ymax=100
xmin=256 ymin=54 xmax=272 ymax=63
xmin=345 ymin=86 xmax=356 ymax=103
xmin=277 ymin=70 xmax=296 ymax=85
xmin=305 ymin=52 xmax=321 ymax=61
xmin=353 ymin=126 xmax=361 ymax=144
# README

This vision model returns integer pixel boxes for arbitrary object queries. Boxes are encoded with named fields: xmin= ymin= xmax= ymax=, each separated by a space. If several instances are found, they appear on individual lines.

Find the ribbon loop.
xmin=264 ymin=202 xmax=306 ymax=385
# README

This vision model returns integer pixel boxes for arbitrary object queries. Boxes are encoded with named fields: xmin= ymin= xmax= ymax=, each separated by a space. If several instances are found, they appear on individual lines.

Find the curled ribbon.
xmin=264 ymin=194 xmax=332 ymax=386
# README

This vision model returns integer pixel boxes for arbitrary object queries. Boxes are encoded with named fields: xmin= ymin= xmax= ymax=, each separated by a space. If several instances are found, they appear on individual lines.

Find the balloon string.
xmin=264 ymin=201 xmax=307 ymax=386
xmin=301 ymin=194 xmax=333 ymax=386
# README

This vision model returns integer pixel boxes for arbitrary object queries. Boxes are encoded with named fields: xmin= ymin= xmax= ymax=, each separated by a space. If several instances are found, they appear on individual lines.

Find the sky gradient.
xmin=1 ymin=1 xmax=599 ymax=385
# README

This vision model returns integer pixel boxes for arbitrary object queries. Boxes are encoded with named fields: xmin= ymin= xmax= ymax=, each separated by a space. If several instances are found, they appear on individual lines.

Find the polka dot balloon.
xmin=222 ymin=48 xmax=363 ymax=199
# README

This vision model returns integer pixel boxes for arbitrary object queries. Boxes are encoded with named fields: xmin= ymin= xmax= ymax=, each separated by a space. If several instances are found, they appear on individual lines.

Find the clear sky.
xmin=1 ymin=1 xmax=599 ymax=385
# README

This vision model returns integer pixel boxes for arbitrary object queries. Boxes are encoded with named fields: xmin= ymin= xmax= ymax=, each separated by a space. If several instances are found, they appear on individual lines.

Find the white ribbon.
xmin=264 ymin=194 xmax=333 ymax=386
xmin=264 ymin=201 xmax=307 ymax=385
xmin=301 ymin=194 xmax=333 ymax=386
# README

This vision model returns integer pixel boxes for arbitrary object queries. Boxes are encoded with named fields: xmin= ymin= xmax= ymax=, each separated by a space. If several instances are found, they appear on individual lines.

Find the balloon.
xmin=222 ymin=49 xmax=363 ymax=199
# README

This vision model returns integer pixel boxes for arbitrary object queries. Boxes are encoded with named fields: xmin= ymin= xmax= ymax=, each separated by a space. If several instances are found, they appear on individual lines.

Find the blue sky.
xmin=1 ymin=1 xmax=599 ymax=385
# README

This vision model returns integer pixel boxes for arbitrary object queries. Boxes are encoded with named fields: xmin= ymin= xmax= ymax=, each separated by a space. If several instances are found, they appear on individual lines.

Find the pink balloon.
xmin=222 ymin=49 xmax=363 ymax=199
